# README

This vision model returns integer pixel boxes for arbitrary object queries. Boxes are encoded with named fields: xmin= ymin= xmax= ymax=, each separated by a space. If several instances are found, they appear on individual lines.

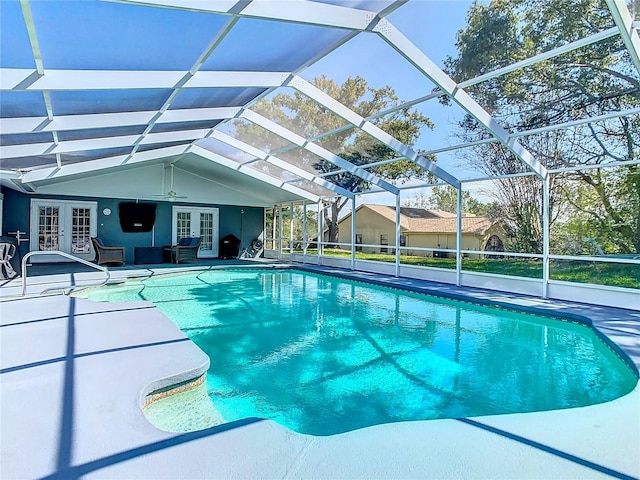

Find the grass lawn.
xmin=550 ymin=260 xmax=639 ymax=289
xmin=293 ymin=249 xmax=639 ymax=289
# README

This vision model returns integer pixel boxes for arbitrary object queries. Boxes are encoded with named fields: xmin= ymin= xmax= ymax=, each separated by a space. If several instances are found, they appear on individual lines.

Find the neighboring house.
xmin=337 ymin=204 xmax=507 ymax=257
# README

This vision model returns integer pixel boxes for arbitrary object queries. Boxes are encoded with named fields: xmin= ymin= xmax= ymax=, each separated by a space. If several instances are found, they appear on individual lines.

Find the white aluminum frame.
xmin=606 ymin=0 xmax=640 ymax=75
xmin=206 ymin=130 xmax=355 ymax=200
xmin=240 ymin=110 xmax=400 ymax=195
xmin=287 ymin=76 xmax=461 ymax=188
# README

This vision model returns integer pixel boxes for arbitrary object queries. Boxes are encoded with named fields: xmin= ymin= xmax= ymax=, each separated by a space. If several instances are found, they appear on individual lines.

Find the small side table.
xmin=134 ymin=246 xmax=164 ymax=265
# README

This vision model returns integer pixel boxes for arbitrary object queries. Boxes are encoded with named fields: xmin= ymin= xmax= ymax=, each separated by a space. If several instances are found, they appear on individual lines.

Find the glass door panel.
xmin=176 ymin=211 xmax=192 ymax=240
xmin=71 ymin=208 xmax=92 ymax=254
xmin=38 ymin=206 xmax=60 ymax=251
xmin=199 ymin=212 xmax=214 ymax=255
xmin=204 ymin=209 xmax=219 ymax=257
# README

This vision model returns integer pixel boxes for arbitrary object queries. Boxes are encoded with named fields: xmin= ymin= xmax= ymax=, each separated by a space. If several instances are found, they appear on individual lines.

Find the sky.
xmin=301 ymin=1 xmax=482 ymax=207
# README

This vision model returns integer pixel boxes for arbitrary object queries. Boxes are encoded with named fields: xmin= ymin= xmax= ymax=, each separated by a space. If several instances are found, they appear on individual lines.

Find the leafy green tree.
xmin=445 ymin=0 xmax=640 ymax=253
xmin=291 ymin=205 xmax=318 ymax=246
xmin=234 ymin=76 xmax=434 ymax=244
xmin=553 ymin=166 xmax=640 ymax=254
xmin=402 ymin=192 xmax=431 ymax=209
xmin=403 ymin=186 xmax=487 ymax=215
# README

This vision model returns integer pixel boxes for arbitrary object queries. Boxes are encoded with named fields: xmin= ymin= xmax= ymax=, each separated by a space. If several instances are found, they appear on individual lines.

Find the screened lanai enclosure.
xmin=0 ymin=0 xmax=638 ymax=309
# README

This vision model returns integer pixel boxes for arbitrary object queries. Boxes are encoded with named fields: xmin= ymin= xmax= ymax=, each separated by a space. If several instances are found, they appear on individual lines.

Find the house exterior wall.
xmin=337 ymin=206 xmax=508 ymax=257
xmin=480 ymin=223 xmax=508 ymax=250
xmin=338 ymin=208 xmax=399 ymax=253
xmin=0 ymin=186 xmax=264 ymax=264
xmin=405 ymin=233 xmax=484 ymax=257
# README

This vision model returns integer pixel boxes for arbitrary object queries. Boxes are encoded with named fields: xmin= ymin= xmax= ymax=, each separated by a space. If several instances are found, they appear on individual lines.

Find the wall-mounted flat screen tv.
xmin=118 ymin=202 xmax=157 ymax=232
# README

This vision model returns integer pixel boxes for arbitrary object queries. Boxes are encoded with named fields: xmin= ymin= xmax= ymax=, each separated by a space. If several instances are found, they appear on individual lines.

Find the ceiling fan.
xmin=153 ymin=164 xmax=187 ymax=201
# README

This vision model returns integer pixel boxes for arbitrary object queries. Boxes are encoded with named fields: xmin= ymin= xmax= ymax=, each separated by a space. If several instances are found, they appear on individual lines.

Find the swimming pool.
xmin=79 ymin=268 xmax=637 ymax=436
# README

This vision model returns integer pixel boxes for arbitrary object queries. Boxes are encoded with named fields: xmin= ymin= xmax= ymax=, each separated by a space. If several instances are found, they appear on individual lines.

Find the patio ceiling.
xmin=1 ymin=0 xmax=639 ymax=206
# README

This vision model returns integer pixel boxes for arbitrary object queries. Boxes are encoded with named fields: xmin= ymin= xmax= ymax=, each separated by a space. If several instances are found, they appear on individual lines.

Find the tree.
xmin=554 ymin=165 xmax=640 ymax=254
xmin=290 ymin=205 xmax=318 ymax=246
xmin=234 ymin=76 xmax=435 ymax=244
xmin=403 ymin=186 xmax=488 ymax=215
xmin=445 ymin=0 xmax=640 ymax=253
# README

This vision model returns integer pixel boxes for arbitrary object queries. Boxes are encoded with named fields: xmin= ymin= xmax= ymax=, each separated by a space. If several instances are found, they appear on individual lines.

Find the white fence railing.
xmin=281 ymin=248 xmax=639 ymax=311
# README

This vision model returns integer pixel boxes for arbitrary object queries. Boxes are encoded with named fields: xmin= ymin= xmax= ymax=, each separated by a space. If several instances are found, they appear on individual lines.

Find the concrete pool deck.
xmin=1 ymin=262 xmax=638 ymax=479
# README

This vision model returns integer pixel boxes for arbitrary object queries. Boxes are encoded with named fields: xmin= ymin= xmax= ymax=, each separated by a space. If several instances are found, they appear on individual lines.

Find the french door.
xmin=171 ymin=206 xmax=219 ymax=258
xmin=29 ymin=199 xmax=97 ymax=262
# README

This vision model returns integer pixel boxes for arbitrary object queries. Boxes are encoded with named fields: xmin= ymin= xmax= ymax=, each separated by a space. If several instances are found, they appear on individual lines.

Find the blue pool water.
xmin=79 ymin=268 xmax=637 ymax=435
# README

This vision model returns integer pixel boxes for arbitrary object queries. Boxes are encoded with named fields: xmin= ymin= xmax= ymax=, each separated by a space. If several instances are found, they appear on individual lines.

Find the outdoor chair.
xmin=91 ymin=237 xmax=125 ymax=266
xmin=0 ymin=242 xmax=17 ymax=279
xmin=164 ymin=237 xmax=201 ymax=264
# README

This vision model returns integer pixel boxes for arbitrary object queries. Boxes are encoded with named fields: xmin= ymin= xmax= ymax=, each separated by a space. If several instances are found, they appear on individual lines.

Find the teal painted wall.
xmin=0 ymin=187 xmax=264 ymax=264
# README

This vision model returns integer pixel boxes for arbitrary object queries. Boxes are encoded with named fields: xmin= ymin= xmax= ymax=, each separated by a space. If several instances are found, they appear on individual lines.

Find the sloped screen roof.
xmin=1 ymin=0 xmax=638 ymax=205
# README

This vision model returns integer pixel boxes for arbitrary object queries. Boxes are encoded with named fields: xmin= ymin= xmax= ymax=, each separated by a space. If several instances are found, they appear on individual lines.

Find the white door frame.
xmin=30 ymin=199 xmax=98 ymax=262
xmin=171 ymin=206 xmax=219 ymax=258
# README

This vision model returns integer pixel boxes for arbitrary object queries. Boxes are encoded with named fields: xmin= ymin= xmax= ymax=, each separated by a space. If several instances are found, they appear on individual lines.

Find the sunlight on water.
xmin=79 ymin=269 xmax=637 ymax=436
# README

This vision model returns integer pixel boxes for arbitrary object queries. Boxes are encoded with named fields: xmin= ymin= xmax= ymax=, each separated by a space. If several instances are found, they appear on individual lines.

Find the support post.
xmin=456 ymin=186 xmax=462 ymax=286
xmin=351 ymin=196 xmax=356 ymax=271
xmin=278 ymin=203 xmax=283 ymax=259
xmin=542 ymin=174 xmax=550 ymax=298
xmin=395 ymin=193 xmax=401 ymax=277
xmin=302 ymin=200 xmax=307 ymax=260
xmin=317 ymin=199 xmax=323 ymax=263
xmin=271 ymin=207 xmax=276 ymax=252
xmin=289 ymin=201 xmax=294 ymax=254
